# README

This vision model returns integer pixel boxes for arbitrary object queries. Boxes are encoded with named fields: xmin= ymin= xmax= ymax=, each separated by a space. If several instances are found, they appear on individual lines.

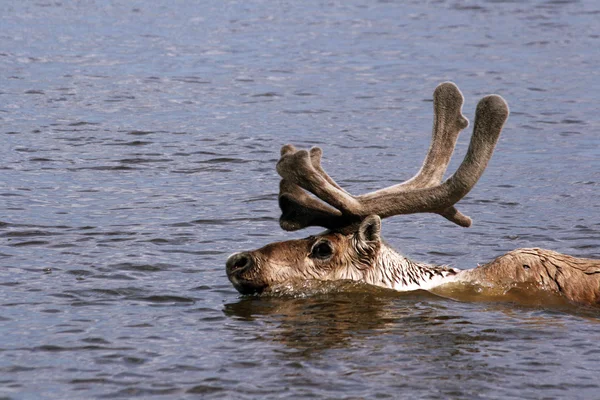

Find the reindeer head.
xmin=226 ymin=82 xmax=509 ymax=295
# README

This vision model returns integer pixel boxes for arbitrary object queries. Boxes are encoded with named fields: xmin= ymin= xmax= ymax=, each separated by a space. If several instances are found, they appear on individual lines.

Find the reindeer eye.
xmin=311 ymin=241 xmax=333 ymax=260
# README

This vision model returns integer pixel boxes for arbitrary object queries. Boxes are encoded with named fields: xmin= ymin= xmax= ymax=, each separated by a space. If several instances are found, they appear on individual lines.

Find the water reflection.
xmin=224 ymin=281 xmax=600 ymax=359
xmin=222 ymin=282 xmax=529 ymax=361
xmin=223 ymin=284 xmax=435 ymax=355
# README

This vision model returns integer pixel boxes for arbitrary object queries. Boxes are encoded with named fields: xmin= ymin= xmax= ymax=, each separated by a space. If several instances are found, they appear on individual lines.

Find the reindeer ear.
xmin=357 ymin=215 xmax=381 ymax=243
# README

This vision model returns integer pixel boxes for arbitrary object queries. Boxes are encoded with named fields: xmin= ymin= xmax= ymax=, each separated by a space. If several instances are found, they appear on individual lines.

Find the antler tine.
xmin=308 ymin=147 xmax=348 ymax=193
xmin=374 ymin=82 xmax=472 ymax=226
xmin=358 ymin=94 xmax=509 ymax=217
xmin=278 ymin=146 xmax=349 ymax=231
xmin=278 ymin=179 xmax=344 ymax=231
xmin=399 ymin=82 xmax=469 ymax=190
xmin=277 ymin=147 xmax=363 ymax=215
xmin=422 ymin=82 xmax=472 ymax=226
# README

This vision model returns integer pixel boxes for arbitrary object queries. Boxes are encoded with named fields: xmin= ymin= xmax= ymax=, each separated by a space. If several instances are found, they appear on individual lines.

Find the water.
xmin=1 ymin=0 xmax=600 ymax=398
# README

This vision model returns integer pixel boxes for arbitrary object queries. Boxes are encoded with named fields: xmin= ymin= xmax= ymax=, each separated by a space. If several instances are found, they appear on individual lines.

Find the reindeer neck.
xmin=364 ymin=243 xmax=460 ymax=291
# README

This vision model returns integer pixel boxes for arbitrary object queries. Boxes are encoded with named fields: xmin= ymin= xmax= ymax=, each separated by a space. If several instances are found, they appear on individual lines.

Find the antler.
xmin=277 ymin=82 xmax=509 ymax=232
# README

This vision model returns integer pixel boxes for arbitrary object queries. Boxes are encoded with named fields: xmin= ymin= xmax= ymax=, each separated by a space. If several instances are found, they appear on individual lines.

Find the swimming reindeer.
xmin=226 ymin=82 xmax=600 ymax=306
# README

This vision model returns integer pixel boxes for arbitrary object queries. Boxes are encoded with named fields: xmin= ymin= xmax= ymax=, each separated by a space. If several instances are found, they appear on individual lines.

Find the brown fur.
xmin=227 ymin=227 xmax=380 ymax=295
xmin=466 ymin=248 xmax=600 ymax=305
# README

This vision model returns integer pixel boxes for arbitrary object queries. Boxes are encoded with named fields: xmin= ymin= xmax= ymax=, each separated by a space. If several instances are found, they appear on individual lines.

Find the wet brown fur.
xmin=468 ymin=248 xmax=600 ymax=305
xmin=230 ymin=229 xmax=379 ymax=293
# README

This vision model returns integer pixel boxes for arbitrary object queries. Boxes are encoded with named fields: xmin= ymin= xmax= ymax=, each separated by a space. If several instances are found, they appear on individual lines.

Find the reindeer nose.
xmin=226 ymin=252 xmax=254 ymax=275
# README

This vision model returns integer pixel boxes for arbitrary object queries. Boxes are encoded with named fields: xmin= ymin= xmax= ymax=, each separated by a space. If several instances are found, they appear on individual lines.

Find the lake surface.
xmin=1 ymin=0 xmax=600 ymax=398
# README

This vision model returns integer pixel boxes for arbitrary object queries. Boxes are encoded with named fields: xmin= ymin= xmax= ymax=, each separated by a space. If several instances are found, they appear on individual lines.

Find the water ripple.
xmin=1 ymin=0 xmax=600 ymax=398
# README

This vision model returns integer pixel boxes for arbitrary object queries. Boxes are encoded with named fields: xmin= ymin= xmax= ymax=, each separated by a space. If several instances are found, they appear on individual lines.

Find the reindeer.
xmin=226 ymin=82 xmax=600 ymax=306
